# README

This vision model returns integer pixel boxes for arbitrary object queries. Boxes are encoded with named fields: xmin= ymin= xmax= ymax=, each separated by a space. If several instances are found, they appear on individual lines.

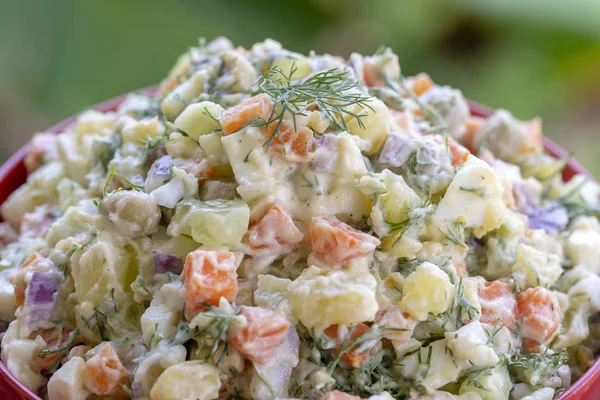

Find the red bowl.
xmin=0 ymin=91 xmax=597 ymax=399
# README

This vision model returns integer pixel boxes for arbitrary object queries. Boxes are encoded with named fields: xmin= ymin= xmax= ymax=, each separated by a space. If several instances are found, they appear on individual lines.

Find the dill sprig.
xmin=253 ymin=64 xmax=373 ymax=149
xmin=438 ymin=221 xmax=467 ymax=248
xmin=94 ymin=168 xmax=144 ymax=208
xmin=170 ymin=303 xmax=241 ymax=366
xmin=458 ymin=365 xmax=496 ymax=390
xmin=39 ymin=328 xmax=80 ymax=357
xmin=327 ymin=325 xmax=394 ymax=374
xmin=38 ymin=328 xmax=80 ymax=374
xmin=510 ymin=349 xmax=568 ymax=372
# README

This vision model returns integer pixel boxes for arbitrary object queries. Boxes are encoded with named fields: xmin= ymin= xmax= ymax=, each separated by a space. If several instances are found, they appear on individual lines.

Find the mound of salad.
xmin=1 ymin=37 xmax=599 ymax=400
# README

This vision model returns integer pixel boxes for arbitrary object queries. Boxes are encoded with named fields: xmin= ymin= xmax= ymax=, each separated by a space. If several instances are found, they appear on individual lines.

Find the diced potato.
xmin=76 ymin=110 xmax=115 ymax=136
xmin=198 ymin=131 xmax=229 ymax=166
xmin=141 ymin=281 xmax=184 ymax=347
xmin=167 ymin=199 xmax=250 ymax=247
xmin=120 ymin=116 xmax=164 ymax=144
xmin=434 ymin=155 xmax=506 ymax=237
xmin=218 ymin=51 xmax=258 ymax=92
xmin=47 ymin=356 xmax=89 ymax=400
xmin=46 ymin=205 xmax=95 ymax=247
xmin=254 ymin=275 xmax=295 ymax=323
xmin=100 ymin=190 xmax=161 ymax=237
xmin=150 ymin=361 xmax=221 ymax=400
xmin=512 ymin=243 xmax=562 ymax=289
xmin=1 ymin=162 xmax=65 ymax=227
xmin=398 ymin=339 xmax=465 ymax=390
xmin=289 ymin=266 xmax=378 ymax=329
xmin=270 ymin=52 xmax=312 ymax=79
xmin=445 ymin=321 xmax=499 ymax=368
xmin=400 ymin=262 xmax=454 ymax=321
xmin=174 ymin=101 xmax=224 ymax=140
xmin=343 ymin=96 xmax=392 ymax=155
xmin=161 ymin=71 xmax=208 ymax=121
xmin=458 ymin=364 xmax=511 ymax=400
xmin=1 ymin=335 xmax=47 ymax=392
xmin=165 ymin=132 xmax=203 ymax=160
xmin=565 ymin=216 xmax=600 ymax=273
xmin=133 ymin=342 xmax=187 ymax=399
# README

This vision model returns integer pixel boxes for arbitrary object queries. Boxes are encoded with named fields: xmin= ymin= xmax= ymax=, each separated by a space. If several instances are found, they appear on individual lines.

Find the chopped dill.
xmin=39 ymin=329 xmax=80 ymax=357
xmin=253 ymin=64 xmax=373 ymax=150
xmin=438 ymin=222 xmax=467 ymax=248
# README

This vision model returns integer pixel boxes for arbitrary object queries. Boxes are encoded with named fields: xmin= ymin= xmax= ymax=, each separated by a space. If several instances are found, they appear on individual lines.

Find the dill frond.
xmin=253 ymin=64 xmax=374 ymax=149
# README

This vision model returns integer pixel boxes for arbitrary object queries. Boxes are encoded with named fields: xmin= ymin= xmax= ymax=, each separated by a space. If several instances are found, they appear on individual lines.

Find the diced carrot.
xmin=263 ymin=121 xmax=315 ymax=163
xmin=516 ymin=286 xmax=561 ymax=352
xmin=432 ymin=135 xmax=470 ymax=167
xmin=412 ymin=73 xmax=435 ymax=96
xmin=478 ymin=279 xmax=517 ymax=330
xmin=84 ymin=343 xmax=128 ymax=396
xmin=324 ymin=323 xmax=379 ymax=369
xmin=35 ymin=328 xmax=81 ymax=371
xmin=448 ymin=139 xmax=470 ymax=168
xmin=220 ymin=93 xmax=273 ymax=135
xmin=323 ymin=390 xmax=362 ymax=400
xmin=182 ymin=250 xmax=238 ymax=320
xmin=229 ymin=306 xmax=291 ymax=365
xmin=310 ymin=216 xmax=380 ymax=267
xmin=24 ymin=133 xmax=58 ymax=174
xmin=244 ymin=204 xmax=303 ymax=250
xmin=340 ymin=323 xmax=371 ymax=368
xmin=462 ymin=116 xmax=486 ymax=152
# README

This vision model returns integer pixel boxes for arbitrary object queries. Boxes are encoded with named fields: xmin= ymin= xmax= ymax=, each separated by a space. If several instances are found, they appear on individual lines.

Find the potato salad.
xmin=1 ymin=37 xmax=600 ymax=400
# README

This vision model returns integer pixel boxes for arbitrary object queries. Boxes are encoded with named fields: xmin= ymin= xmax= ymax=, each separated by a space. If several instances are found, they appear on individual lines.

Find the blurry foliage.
xmin=0 ymin=0 xmax=599 ymax=174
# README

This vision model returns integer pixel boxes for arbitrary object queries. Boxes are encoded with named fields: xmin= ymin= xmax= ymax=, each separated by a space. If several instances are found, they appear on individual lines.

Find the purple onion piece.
xmin=377 ymin=134 xmax=415 ymax=167
xmin=22 ymin=271 xmax=62 ymax=331
xmin=27 ymin=271 xmax=62 ymax=303
xmin=152 ymin=250 xmax=184 ymax=275
xmin=150 ymin=156 xmax=174 ymax=180
xmin=526 ymin=203 xmax=569 ymax=233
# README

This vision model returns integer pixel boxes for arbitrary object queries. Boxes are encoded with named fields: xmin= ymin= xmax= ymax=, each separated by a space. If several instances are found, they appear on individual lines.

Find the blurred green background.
xmin=1 ymin=0 xmax=599 ymax=174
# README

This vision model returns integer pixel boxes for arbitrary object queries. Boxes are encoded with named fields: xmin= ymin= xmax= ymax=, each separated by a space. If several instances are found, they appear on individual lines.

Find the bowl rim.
xmin=0 ymin=88 xmax=597 ymax=400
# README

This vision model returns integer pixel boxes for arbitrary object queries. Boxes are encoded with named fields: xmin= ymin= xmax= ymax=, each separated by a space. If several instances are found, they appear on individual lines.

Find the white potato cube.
xmin=289 ymin=266 xmax=378 ymax=329
xmin=47 ymin=356 xmax=89 ymax=400
xmin=174 ymin=101 xmax=223 ymax=141
xmin=400 ymin=262 xmax=454 ymax=321
xmin=445 ymin=321 xmax=499 ymax=368
xmin=435 ymin=155 xmax=506 ymax=237
xmin=150 ymin=361 xmax=221 ymax=400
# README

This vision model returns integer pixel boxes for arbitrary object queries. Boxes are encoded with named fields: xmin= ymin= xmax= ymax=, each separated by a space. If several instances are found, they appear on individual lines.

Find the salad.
xmin=0 ymin=37 xmax=599 ymax=400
